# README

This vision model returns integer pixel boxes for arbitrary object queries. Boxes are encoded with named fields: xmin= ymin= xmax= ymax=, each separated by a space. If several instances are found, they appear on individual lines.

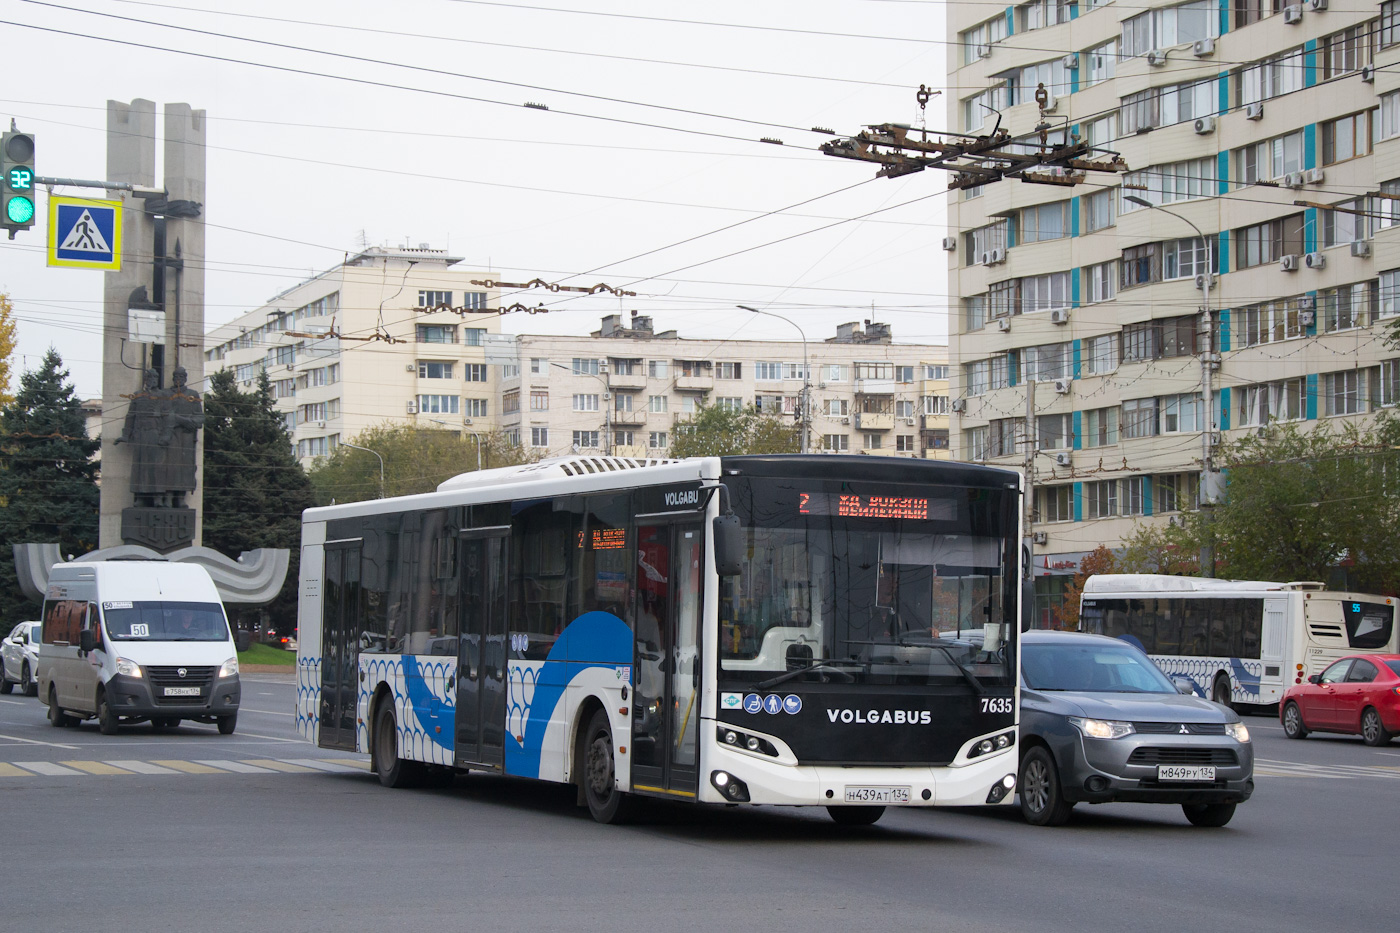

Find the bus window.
xmin=406 ymin=510 xmax=457 ymax=656
xmin=1153 ymin=600 xmax=1181 ymax=655
xmin=358 ymin=516 xmax=394 ymax=654
xmin=1237 ymin=599 xmax=1263 ymax=659
xmin=1180 ymin=600 xmax=1209 ymax=656
xmin=580 ymin=493 xmax=632 ymax=621
xmin=1126 ymin=598 xmax=1161 ymax=650
xmin=511 ymin=500 xmax=577 ymax=659
xmin=1343 ymin=601 xmax=1395 ymax=649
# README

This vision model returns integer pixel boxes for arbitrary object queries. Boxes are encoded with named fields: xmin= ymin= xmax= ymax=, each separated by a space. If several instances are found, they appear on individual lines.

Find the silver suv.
xmin=1018 ymin=630 xmax=1254 ymax=827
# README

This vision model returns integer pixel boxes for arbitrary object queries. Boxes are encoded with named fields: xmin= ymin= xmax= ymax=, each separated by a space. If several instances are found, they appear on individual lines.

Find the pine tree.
xmin=201 ymin=369 xmax=317 ymax=635
xmin=0 ymin=349 xmax=100 ymax=631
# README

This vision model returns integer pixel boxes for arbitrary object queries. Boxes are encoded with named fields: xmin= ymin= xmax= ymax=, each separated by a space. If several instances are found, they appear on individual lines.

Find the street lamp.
xmin=428 ymin=418 xmax=482 ymax=472
xmin=1124 ymin=195 xmax=1219 ymax=576
xmin=340 ymin=441 xmax=385 ymax=499
xmin=550 ymin=359 xmax=611 ymax=455
xmin=737 ymin=304 xmax=810 ymax=454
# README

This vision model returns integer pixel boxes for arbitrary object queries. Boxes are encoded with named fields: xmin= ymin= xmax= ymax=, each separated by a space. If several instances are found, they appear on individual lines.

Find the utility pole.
xmin=1023 ymin=378 xmax=1037 ymax=549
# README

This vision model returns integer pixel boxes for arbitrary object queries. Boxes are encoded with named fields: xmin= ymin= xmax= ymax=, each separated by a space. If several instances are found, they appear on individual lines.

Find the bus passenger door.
xmin=631 ymin=521 xmax=702 ymax=798
xmin=455 ymin=529 xmax=509 ymax=769
xmin=319 ymin=543 xmax=362 ymax=751
xmin=1260 ymin=598 xmax=1287 ymax=692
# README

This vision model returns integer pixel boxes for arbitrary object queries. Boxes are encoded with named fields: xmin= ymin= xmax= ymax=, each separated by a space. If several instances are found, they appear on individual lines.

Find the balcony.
xmin=856 ymin=412 xmax=894 ymax=431
xmin=675 ymin=374 xmax=714 ymax=391
xmin=611 ymin=409 xmax=648 ymax=426
xmin=855 ymin=378 xmax=896 ymax=396
xmin=608 ymin=371 xmax=648 ymax=390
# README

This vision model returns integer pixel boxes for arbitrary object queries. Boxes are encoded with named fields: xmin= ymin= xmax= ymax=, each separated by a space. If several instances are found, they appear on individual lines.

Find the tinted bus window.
xmin=1343 ymin=600 xmax=1394 ymax=649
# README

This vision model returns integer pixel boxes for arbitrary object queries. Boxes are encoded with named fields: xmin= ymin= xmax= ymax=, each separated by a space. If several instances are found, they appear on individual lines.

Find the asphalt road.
xmin=3 ymin=678 xmax=1397 ymax=933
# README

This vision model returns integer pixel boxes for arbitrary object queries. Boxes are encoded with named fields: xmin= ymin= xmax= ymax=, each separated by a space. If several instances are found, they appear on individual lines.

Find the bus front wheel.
xmin=1211 ymin=676 xmax=1233 ymax=709
xmin=581 ymin=709 xmax=632 ymax=824
xmin=373 ymin=702 xmax=424 ymax=788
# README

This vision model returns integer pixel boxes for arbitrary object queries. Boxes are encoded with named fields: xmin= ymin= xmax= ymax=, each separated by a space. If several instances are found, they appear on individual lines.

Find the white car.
xmin=1 ymin=622 xmax=41 ymax=697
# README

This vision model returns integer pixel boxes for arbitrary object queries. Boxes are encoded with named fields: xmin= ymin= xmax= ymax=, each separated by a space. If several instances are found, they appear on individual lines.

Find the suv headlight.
xmin=115 ymin=658 xmax=143 ymax=678
xmin=1069 ymin=716 xmax=1135 ymax=740
xmin=218 ymin=657 xmax=239 ymax=679
xmin=1225 ymin=721 xmax=1250 ymax=742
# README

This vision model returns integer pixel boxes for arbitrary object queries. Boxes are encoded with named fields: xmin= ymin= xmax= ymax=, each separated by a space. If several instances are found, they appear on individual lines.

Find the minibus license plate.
xmin=1157 ymin=765 xmax=1214 ymax=782
xmin=163 ymin=686 xmax=201 ymax=697
xmin=843 ymin=785 xmax=910 ymax=803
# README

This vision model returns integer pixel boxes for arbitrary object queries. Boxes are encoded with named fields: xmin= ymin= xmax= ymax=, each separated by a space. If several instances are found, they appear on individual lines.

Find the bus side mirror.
xmin=78 ymin=630 xmax=96 ymax=653
xmin=712 ymin=513 xmax=745 ymax=577
xmin=235 ymin=631 xmax=251 ymax=652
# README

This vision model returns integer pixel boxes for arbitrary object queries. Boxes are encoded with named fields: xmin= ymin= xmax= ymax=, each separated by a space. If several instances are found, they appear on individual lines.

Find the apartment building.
xmin=205 ymin=247 xmax=503 ymax=463
xmin=497 ymin=314 xmax=950 ymax=460
xmin=949 ymin=1 xmax=1400 ymax=622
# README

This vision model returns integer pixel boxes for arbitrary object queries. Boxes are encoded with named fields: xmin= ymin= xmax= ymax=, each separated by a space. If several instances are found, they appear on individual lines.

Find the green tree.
xmin=0 ymin=293 xmax=17 ymax=408
xmin=308 ymin=422 xmax=536 ymax=505
xmin=0 ymin=349 xmax=100 ymax=630
xmin=668 ymin=403 xmax=800 ymax=458
xmin=202 ymin=369 xmax=318 ymax=634
xmin=1053 ymin=544 xmax=1117 ymax=630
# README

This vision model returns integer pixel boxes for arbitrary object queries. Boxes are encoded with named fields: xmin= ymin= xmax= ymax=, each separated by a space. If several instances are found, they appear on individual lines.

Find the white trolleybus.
xmin=1079 ymin=574 xmax=1398 ymax=707
xmin=296 ymin=454 xmax=1023 ymax=824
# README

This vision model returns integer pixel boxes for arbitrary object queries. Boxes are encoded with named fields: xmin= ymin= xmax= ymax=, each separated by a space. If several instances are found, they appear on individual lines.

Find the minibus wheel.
xmin=217 ymin=714 xmax=238 ymax=735
xmin=47 ymin=687 xmax=70 ymax=728
xmin=96 ymin=690 xmax=120 ymax=735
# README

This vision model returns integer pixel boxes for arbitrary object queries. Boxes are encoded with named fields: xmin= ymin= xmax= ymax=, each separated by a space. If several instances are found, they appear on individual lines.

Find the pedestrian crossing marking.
xmin=0 ymin=763 xmax=29 ymax=777
xmin=150 ymin=759 xmax=228 ymax=774
xmin=60 ymin=760 xmax=135 ymax=775
xmin=240 ymin=758 xmax=316 ymax=773
xmin=14 ymin=761 xmax=82 ymax=776
xmin=281 ymin=758 xmax=361 ymax=773
xmin=195 ymin=759 xmax=276 ymax=774
xmin=105 ymin=760 xmax=179 ymax=775
xmin=1254 ymin=758 xmax=1400 ymax=781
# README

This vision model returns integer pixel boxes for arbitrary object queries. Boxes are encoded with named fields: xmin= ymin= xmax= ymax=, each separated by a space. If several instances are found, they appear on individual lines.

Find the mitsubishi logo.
xmin=1179 ymin=724 xmax=1190 ymax=734
xmin=178 ymin=668 xmax=187 ymax=678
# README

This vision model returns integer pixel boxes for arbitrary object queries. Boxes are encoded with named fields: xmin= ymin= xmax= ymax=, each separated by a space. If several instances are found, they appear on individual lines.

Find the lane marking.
xmin=0 ymin=732 xmax=80 ymax=750
xmin=194 ymin=759 xmax=276 ymax=774
xmin=60 ymin=760 xmax=136 ymax=775
xmin=150 ymin=759 xmax=227 ymax=774
xmin=104 ymin=760 xmax=179 ymax=775
xmin=240 ymin=759 xmax=315 ymax=773
xmin=13 ymin=761 xmax=83 ymax=776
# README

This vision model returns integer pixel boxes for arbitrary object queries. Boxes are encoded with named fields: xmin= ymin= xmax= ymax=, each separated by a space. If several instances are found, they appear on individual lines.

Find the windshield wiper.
xmin=928 ymin=644 xmax=986 ymax=696
xmin=754 ymin=660 xmax=864 ymax=691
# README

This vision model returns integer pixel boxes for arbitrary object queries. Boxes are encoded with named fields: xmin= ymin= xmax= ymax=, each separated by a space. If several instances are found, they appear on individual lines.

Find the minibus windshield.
xmin=102 ymin=601 xmax=230 ymax=642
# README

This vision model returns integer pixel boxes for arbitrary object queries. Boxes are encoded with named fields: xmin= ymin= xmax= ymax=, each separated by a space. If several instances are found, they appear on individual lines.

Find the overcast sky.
xmin=0 ymin=0 xmax=951 ymax=399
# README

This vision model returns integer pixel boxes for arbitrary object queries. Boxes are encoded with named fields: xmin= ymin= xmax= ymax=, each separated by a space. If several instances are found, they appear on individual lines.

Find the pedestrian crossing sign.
xmin=47 ymin=195 xmax=122 ymax=270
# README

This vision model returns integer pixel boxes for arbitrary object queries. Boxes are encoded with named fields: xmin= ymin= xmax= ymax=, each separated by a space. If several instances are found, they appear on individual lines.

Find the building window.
xmin=964 ymin=426 xmax=989 ymax=460
xmin=531 ymin=427 xmax=549 ymax=447
xmin=895 ymin=366 xmax=915 ymax=384
xmin=573 ymin=394 xmax=599 ymax=412
xmin=1320 ymin=282 xmax=1377 ymax=332
xmin=1238 ymin=298 xmax=1306 ymax=347
xmin=1323 ymin=23 xmax=1375 ymax=80
xmin=298 ymin=437 xmax=330 ymax=459
xmin=989 ymin=279 xmax=1019 ymax=319
xmin=1039 ymin=485 xmax=1073 ymax=523
xmin=989 ymin=419 xmax=1020 ymax=458
xmin=1085 ymin=480 xmax=1118 ymax=519
xmin=965 ymin=221 xmax=1009 ymax=262
xmin=1122 ymin=398 xmax=1158 ymax=439
xmin=1159 ymin=393 xmax=1202 ymax=433
xmin=716 ymin=397 xmax=744 ymax=412
xmin=1322 ymin=199 xmax=1371 ymax=248
xmin=419 ymin=360 xmax=454 ymax=379
xmin=1382 ymin=270 xmax=1400 ymax=318
xmin=960 ymin=14 xmax=1009 ymax=66
xmin=1121 ymin=477 xmax=1147 ymax=517
xmin=964 ymin=295 xmax=987 ymax=331
xmin=502 ymin=390 xmax=520 ymax=414
xmin=921 ymin=395 xmax=948 ymax=415
xmin=1037 ymin=413 xmax=1072 ymax=450
xmin=1124 ymin=317 xmax=1197 ymax=361
xmin=1235 ymin=0 xmax=1283 ymax=28
xmin=826 ymin=399 xmax=849 ymax=416
xmin=1121 ymin=157 xmax=1213 ymax=210
xmin=895 ymin=399 xmax=916 ymax=418
xmin=755 ymin=361 xmax=781 ymax=381
xmin=463 ymin=292 xmax=486 ymax=310
xmin=1083 ymin=407 xmax=1119 ymax=447
xmin=1323 ymin=111 xmax=1374 ymax=165
xmin=503 ymin=428 xmax=521 ymax=447
xmin=327 ymin=363 xmax=339 ymax=384
xmin=464 ymin=328 xmax=486 ymax=347
xmin=1236 ymin=130 xmax=1304 ymax=184
xmin=648 ymin=395 xmax=667 ymax=413
xmin=1237 ymin=377 xmax=1305 ymax=426
xmin=1235 ymin=214 xmax=1305 ymax=269
xmin=648 ymin=431 xmax=668 ymax=448
xmin=416 ymin=324 xmax=456 ymax=344
xmin=1085 ymin=40 xmax=1117 ymax=87
xmin=417 ymin=290 xmax=452 ymax=308
xmin=647 ymin=360 xmax=669 ymax=379
xmin=614 ymin=393 xmax=634 ymax=412
xmin=1085 ymin=189 xmax=1114 ymax=233
xmin=964 ymin=360 xmax=990 ymax=397
xmin=1020 ymin=202 xmax=1070 ymax=244
xmin=465 ymin=398 xmax=488 ymax=417
xmin=1120 ymin=79 xmax=1214 ymax=133
xmin=613 ymin=431 xmax=634 ymax=448
xmin=571 ymin=358 xmax=600 ymax=376
xmin=896 ymin=435 xmax=917 ymax=453
xmin=1164 ymin=237 xmax=1212 ymax=280
xmin=855 ymin=362 xmax=894 ymax=381
xmin=1323 ymin=370 xmax=1364 ymax=416
xmin=825 ymin=364 xmax=849 ymax=382
xmin=1122 ymin=1 xmax=1217 ymax=59
xmin=417 ymin=394 xmax=459 ymax=415
xmin=1156 ymin=473 xmax=1199 ymax=513
xmin=299 ymin=402 xmax=327 ymax=423
xmin=990 ymin=354 xmax=1012 ymax=390
xmin=1023 ymin=342 xmax=1071 ymax=383
xmin=1385 ymin=1 xmax=1400 ymax=48
xmin=922 ymin=364 xmax=948 ymax=380
xmin=1022 ymin=272 xmax=1071 ymax=314
xmin=962 ymin=86 xmax=1009 ymax=133
xmin=863 ymin=433 xmax=883 ymax=451
xmin=1379 ymin=360 xmax=1400 ymax=408
xmin=1239 ymin=46 xmax=1305 ymax=106
xmin=1121 ymin=244 xmax=1160 ymax=289
xmin=572 ymin=431 xmax=600 ymax=449
xmin=1084 ymin=333 xmax=1119 ymax=375
xmin=465 ymin=364 xmax=488 ymax=382
xmin=1084 ymin=261 xmax=1116 ymax=305
xmin=822 ymin=434 xmax=850 ymax=451
xmin=717 ymin=362 xmax=742 ymax=379
xmin=679 ymin=396 xmax=699 ymax=414
xmin=530 ymin=357 xmax=546 ymax=374
xmin=530 ymin=390 xmax=549 ymax=411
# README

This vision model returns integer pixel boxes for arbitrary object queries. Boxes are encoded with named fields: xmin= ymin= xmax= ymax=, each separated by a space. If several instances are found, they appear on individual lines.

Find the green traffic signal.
xmin=5 ymin=194 xmax=35 ymax=223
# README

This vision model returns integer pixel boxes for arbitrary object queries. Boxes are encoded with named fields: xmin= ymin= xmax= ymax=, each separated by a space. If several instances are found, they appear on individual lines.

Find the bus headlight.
xmin=1069 ymin=717 xmax=1135 ymax=740
xmin=967 ymin=731 xmax=1015 ymax=758
xmin=115 ymin=658 xmax=142 ymax=678
xmin=218 ymin=657 xmax=239 ymax=679
xmin=1225 ymin=721 xmax=1250 ymax=743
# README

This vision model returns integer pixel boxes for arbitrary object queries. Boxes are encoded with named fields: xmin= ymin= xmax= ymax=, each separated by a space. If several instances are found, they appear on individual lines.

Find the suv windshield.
xmin=1022 ymin=641 xmax=1176 ymax=693
xmin=103 ymin=601 xmax=230 ymax=642
xmin=718 ymin=476 xmax=1017 ymax=688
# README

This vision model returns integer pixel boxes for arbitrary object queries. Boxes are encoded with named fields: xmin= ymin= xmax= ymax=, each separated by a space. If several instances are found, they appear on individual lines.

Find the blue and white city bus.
xmin=296 ymin=454 xmax=1022 ymax=824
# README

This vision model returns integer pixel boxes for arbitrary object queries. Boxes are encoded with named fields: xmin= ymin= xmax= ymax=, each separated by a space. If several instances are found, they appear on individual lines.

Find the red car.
xmin=1280 ymin=654 xmax=1400 ymax=746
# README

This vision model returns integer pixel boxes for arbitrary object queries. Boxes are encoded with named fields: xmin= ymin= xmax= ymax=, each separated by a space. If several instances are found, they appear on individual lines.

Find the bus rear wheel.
xmin=1212 ymin=676 xmax=1233 ymax=710
xmin=827 ymin=806 xmax=885 ymax=826
xmin=581 ymin=709 xmax=632 ymax=824
xmin=373 ymin=702 xmax=424 ymax=788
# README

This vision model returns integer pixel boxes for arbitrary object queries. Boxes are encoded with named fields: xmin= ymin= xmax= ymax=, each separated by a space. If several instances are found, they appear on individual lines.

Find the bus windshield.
xmin=719 ymin=477 xmax=1016 ymax=688
xmin=103 ymin=601 xmax=230 ymax=642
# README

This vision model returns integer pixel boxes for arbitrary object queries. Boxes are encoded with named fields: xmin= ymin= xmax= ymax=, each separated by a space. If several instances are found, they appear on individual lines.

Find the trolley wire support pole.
xmin=738 ymin=305 xmax=810 ymax=454
xmin=341 ymin=442 xmax=385 ymax=499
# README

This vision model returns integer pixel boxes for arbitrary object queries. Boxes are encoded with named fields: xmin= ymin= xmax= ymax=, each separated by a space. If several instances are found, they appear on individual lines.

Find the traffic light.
xmin=1 ymin=128 xmax=36 ymax=235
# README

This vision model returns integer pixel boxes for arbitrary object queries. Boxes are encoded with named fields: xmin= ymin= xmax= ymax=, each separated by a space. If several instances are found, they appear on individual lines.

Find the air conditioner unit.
xmin=1298 ymin=295 xmax=1316 ymax=311
xmin=406 ymin=401 xmax=418 ymax=414
xmin=1245 ymin=102 xmax=1264 ymax=120
xmin=901 ymin=418 xmax=916 ymax=425
xmin=1061 ymin=54 xmax=1078 ymax=69
xmin=1283 ymin=4 xmax=1303 ymax=23
xmin=1298 ymin=309 xmax=1316 ymax=327
xmin=1192 ymin=38 xmax=1215 ymax=58
xmin=979 ymin=250 xmax=991 ymax=265
xmin=1304 ymin=168 xmax=1325 ymax=184
xmin=942 ymin=237 xmax=957 ymax=251
xmin=1194 ymin=273 xmax=1215 ymax=291
xmin=1280 ymin=254 xmax=1300 ymax=271
xmin=1053 ymin=452 xmax=1071 ymax=467
xmin=1307 ymin=0 xmax=1327 ymax=9
xmin=1146 ymin=49 xmax=1167 ymax=67
xmin=1361 ymin=64 xmax=1375 ymax=83
xmin=1050 ymin=308 xmax=1070 ymax=325
xmin=1351 ymin=240 xmax=1372 ymax=258
xmin=314 ymin=421 xmax=326 ymax=429
xmin=1285 ymin=172 xmax=1305 ymax=189
xmin=950 ymin=399 xmax=967 ymax=413
xmin=1304 ymin=251 xmax=1326 ymax=270
xmin=1053 ymin=379 xmax=1071 ymax=395
xmin=1193 ymin=116 xmax=1216 ymax=135
xmin=405 ymin=364 xmax=416 ymax=372
xmin=997 ymin=318 xmax=1012 ymax=333
xmin=837 ymin=416 xmax=849 ymax=424
xmin=977 ymin=43 xmax=992 ymax=59
xmin=1033 ymin=531 xmax=1049 ymax=545
xmin=986 ymin=247 xmax=1006 ymax=265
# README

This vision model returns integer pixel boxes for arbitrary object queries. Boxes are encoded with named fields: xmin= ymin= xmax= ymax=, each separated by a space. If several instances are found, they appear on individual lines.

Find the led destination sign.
xmin=798 ymin=492 xmax=953 ymax=521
